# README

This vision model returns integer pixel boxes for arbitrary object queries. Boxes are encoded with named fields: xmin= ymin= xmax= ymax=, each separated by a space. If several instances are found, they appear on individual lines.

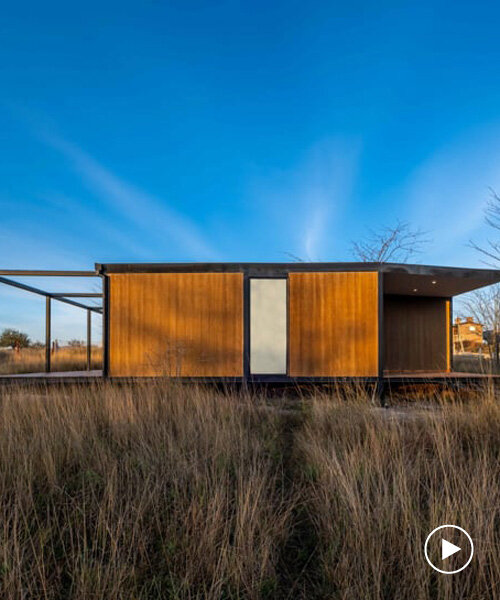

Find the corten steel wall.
xmin=384 ymin=295 xmax=450 ymax=372
xmin=288 ymin=272 xmax=379 ymax=377
xmin=108 ymin=273 xmax=244 ymax=377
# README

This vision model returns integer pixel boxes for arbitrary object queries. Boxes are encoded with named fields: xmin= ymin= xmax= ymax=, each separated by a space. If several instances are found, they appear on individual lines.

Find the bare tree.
xmin=460 ymin=284 xmax=500 ymax=367
xmin=469 ymin=189 xmax=500 ymax=266
xmin=467 ymin=189 xmax=500 ymax=365
xmin=351 ymin=221 xmax=429 ymax=263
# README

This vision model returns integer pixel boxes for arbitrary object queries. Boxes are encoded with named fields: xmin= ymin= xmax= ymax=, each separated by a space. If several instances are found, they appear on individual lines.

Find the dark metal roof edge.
xmin=96 ymin=261 xmax=379 ymax=274
xmin=95 ymin=261 xmax=500 ymax=279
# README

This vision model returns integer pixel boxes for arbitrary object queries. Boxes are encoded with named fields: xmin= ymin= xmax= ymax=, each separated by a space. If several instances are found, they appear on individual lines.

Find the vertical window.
xmin=250 ymin=278 xmax=287 ymax=374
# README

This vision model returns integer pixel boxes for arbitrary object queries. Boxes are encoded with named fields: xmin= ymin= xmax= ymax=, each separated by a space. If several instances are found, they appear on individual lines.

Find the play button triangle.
xmin=442 ymin=538 xmax=461 ymax=560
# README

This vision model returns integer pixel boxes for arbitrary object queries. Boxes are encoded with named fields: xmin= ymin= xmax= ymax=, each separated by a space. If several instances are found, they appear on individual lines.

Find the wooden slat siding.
xmin=384 ymin=295 xmax=448 ymax=373
xmin=288 ymin=272 xmax=379 ymax=377
xmin=109 ymin=273 xmax=243 ymax=377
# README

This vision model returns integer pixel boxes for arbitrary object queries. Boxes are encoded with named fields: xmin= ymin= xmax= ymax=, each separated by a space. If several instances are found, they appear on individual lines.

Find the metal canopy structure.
xmin=0 ymin=270 xmax=102 ymax=373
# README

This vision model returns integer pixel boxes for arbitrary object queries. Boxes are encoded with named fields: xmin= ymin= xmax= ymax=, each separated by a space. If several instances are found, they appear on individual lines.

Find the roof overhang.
xmin=380 ymin=264 xmax=500 ymax=297
xmin=95 ymin=262 xmax=500 ymax=297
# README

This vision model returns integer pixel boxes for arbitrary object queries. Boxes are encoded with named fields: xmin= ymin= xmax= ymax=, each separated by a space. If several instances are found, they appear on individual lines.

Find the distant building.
xmin=453 ymin=317 xmax=484 ymax=354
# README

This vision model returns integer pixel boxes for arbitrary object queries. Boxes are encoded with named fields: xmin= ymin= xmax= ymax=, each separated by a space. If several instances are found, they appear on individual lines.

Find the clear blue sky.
xmin=2 ymin=0 xmax=500 ymax=341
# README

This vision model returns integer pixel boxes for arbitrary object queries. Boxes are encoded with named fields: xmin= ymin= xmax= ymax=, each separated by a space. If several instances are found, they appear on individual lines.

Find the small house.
xmin=96 ymin=262 xmax=500 ymax=382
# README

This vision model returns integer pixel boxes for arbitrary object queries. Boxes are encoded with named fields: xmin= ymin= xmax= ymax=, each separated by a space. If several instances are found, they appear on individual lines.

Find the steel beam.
xmin=0 ymin=277 xmax=102 ymax=313
xmin=0 ymin=270 xmax=96 ymax=276
xmin=51 ymin=293 xmax=102 ymax=298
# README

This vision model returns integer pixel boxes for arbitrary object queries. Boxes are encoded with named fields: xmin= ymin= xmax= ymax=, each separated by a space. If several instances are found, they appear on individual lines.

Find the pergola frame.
xmin=0 ymin=270 xmax=102 ymax=373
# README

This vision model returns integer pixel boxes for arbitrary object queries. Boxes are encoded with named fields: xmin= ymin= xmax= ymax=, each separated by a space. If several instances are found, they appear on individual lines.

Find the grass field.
xmin=453 ymin=354 xmax=500 ymax=374
xmin=0 ymin=382 xmax=497 ymax=599
xmin=0 ymin=346 xmax=103 ymax=374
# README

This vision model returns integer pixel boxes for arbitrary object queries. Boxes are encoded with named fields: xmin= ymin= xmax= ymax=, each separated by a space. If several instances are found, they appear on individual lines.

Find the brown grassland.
xmin=0 ymin=346 xmax=103 ymax=374
xmin=0 ymin=381 xmax=498 ymax=599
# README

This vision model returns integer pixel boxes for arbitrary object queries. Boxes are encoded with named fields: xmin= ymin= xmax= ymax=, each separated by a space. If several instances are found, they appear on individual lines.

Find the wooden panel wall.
xmin=109 ymin=273 xmax=243 ymax=377
xmin=289 ymin=272 xmax=379 ymax=377
xmin=384 ymin=295 xmax=449 ymax=372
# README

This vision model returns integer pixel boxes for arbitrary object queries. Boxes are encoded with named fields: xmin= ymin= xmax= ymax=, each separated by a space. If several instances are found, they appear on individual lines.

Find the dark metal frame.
xmin=0 ymin=270 xmax=102 ymax=373
xmin=242 ymin=274 xmax=250 ymax=383
xmin=0 ymin=270 xmax=99 ymax=277
xmin=45 ymin=297 xmax=51 ymax=373
xmin=87 ymin=309 xmax=92 ymax=372
xmin=377 ymin=271 xmax=385 ymax=404
xmin=0 ymin=276 xmax=101 ymax=313
xmin=449 ymin=297 xmax=454 ymax=372
xmin=245 ymin=274 xmax=289 ymax=383
xmin=96 ymin=261 xmax=500 ymax=283
xmin=102 ymin=274 xmax=110 ymax=378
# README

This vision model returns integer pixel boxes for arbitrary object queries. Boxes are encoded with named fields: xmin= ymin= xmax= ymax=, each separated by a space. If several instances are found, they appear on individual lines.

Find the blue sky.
xmin=2 ymin=0 xmax=500 ymax=341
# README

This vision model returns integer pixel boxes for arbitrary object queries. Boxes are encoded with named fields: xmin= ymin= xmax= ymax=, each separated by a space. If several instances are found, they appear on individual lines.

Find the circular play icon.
xmin=424 ymin=525 xmax=474 ymax=574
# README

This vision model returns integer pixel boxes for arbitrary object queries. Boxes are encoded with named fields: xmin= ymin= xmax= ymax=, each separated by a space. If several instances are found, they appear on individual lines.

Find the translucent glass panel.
xmin=250 ymin=278 xmax=287 ymax=374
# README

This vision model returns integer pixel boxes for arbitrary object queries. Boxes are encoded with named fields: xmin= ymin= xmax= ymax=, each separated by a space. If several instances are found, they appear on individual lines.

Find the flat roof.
xmin=96 ymin=262 xmax=500 ymax=297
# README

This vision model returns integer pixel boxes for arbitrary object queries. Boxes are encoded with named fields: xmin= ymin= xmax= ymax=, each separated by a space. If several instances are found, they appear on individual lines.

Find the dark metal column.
xmin=45 ymin=297 xmax=51 ymax=373
xmin=377 ymin=270 xmax=386 ymax=406
xmin=243 ymin=272 xmax=250 ymax=385
xmin=87 ymin=309 xmax=91 ymax=371
xmin=449 ymin=297 xmax=453 ymax=372
xmin=102 ymin=275 xmax=110 ymax=378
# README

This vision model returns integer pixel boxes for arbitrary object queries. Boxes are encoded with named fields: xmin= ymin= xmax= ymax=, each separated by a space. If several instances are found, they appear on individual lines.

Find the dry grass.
xmin=453 ymin=353 xmax=500 ymax=375
xmin=0 ymin=381 xmax=498 ymax=599
xmin=296 ymin=387 xmax=500 ymax=599
xmin=0 ymin=346 xmax=103 ymax=374
xmin=0 ymin=382 xmax=293 ymax=599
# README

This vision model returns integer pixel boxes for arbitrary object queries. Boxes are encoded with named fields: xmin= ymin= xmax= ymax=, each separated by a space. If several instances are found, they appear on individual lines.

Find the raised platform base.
xmin=0 ymin=370 xmax=102 ymax=384
xmin=0 ymin=370 xmax=497 ymax=385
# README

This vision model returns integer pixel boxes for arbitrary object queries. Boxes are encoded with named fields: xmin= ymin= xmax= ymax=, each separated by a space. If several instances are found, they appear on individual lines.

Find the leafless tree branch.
xmin=282 ymin=252 xmax=306 ymax=263
xmin=351 ymin=221 xmax=430 ymax=263
xmin=460 ymin=284 xmax=500 ymax=365
xmin=468 ymin=189 xmax=500 ymax=267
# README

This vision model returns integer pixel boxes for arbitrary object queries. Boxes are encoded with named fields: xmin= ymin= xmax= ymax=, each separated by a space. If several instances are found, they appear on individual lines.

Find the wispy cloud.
xmin=42 ymin=194 xmax=158 ymax=260
xmin=295 ymin=140 xmax=360 ymax=260
xmin=39 ymin=132 xmax=220 ymax=260
xmin=248 ymin=138 xmax=361 ymax=261
xmin=303 ymin=203 xmax=327 ymax=261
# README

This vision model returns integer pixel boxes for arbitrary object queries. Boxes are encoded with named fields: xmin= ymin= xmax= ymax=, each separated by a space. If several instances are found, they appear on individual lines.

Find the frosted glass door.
xmin=250 ymin=278 xmax=287 ymax=374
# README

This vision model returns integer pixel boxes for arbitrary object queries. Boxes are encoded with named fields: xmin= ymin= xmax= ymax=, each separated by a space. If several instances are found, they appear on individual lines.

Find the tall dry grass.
xmin=0 ymin=381 xmax=498 ymax=599
xmin=0 ymin=382 xmax=291 ymax=599
xmin=0 ymin=346 xmax=102 ymax=374
xmin=296 ymin=387 xmax=500 ymax=599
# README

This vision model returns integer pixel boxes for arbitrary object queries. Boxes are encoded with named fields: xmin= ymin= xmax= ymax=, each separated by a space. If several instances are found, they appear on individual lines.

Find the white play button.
xmin=424 ymin=525 xmax=474 ymax=574
xmin=442 ymin=539 xmax=461 ymax=560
